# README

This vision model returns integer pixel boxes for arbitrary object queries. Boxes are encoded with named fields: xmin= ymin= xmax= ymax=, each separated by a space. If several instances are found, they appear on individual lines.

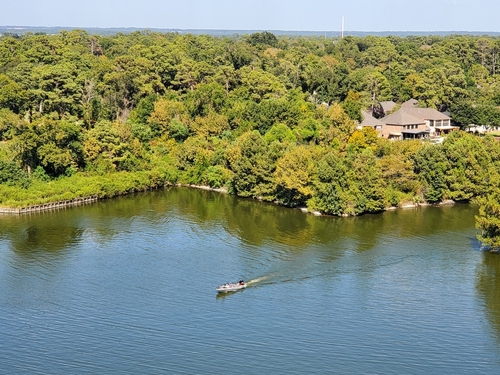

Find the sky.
xmin=1 ymin=0 xmax=499 ymax=33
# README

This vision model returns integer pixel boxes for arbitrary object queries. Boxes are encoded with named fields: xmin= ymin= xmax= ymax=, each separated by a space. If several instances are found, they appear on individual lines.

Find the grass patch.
xmin=0 ymin=170 xmax=171 ymax=208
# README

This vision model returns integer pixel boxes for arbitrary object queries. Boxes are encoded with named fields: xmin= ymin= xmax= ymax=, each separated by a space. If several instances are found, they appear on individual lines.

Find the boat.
xmin=216 ymin=280 xmax=246 ymax=293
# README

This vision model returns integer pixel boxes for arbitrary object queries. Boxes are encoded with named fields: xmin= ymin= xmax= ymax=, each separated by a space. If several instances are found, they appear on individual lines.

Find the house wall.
xmin=403 ymin=123 xmax=427 ymax=131
xmin=429 ymin=119 xmax=450 ymax=127
xmin=381 ymin=123 xmax=426 ymax=138
xmin=380 ymin=124 xmax=402 ymax=138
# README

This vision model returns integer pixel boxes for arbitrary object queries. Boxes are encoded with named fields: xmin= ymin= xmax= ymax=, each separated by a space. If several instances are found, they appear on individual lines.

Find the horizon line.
xmin=1 ymin=25 xmax=499 ymax=34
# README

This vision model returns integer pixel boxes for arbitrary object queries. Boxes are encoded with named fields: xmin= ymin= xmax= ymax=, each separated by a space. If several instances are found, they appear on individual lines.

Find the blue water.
xmin=0 ymin=188 xmax=499 ymax=374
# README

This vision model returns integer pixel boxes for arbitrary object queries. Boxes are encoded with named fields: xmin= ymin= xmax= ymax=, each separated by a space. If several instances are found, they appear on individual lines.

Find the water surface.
xmin=0 ymin=188 xmax=499 ymax=374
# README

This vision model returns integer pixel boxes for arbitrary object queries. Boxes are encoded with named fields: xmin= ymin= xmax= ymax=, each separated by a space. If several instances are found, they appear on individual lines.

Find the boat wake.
xmin=215 ymin=276 xmax=271 ymax=298
xmin=245 ymin=276 xmax=269 ymax=285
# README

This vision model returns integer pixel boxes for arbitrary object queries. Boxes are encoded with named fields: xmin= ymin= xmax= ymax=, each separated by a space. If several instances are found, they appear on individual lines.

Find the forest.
xmin=1 ymin=30 xmax=500 ymax=247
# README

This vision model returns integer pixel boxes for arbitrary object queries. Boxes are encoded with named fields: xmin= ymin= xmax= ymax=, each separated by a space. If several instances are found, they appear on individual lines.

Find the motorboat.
xmin=216 ymin=280 xmax=246 ymax=293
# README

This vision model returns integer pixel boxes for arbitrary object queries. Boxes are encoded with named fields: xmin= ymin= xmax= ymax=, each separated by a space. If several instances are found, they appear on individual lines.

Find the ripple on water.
xmin=0 ymin=193 xmax=498 ymax=374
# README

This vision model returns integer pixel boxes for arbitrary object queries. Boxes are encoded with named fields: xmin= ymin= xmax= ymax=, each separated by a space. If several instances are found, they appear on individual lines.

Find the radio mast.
xmin=341 ymin=16 xmax=345 ymax=38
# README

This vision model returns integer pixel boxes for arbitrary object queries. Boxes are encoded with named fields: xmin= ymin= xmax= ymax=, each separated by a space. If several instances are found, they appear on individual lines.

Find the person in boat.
xmin=239 ymin=280 xmax=245 ymax=285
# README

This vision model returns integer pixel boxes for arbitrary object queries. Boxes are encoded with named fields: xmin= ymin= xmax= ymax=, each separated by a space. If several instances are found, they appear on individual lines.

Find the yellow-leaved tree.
xmin=274 ymin=145 xmax=318 ymax=207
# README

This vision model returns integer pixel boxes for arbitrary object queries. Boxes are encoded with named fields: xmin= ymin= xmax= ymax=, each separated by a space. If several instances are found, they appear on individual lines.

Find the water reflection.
xmin=215 ymin=289 xmax=246 ymax=299
xmin=0 ymin=188 xmax=478 ymax=261
xmin=221 ymin=196 xmax=476 ymax=253
xmin=2 ymin=186 xmax=500 ymax=374
xmin=0 ymin=214 xmax=84 ymax=256
xmin=0 ymin=191 xmax=175 ymax=256
xmin=476 ymin=252 xmax=500 ymax=343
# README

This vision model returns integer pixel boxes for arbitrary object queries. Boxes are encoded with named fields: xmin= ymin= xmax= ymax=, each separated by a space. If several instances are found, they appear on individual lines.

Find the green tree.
xmin=0 ymin=109 xmax=23 ymax=140
xmin=184 ymin=82 xmax=227 ymax=117
xmin=413 ymin=144 xmax=447 ymax=202
xmin=341 ymin=93 xmax=362 ymax=122
xmin=264 ymin=123 xmax=296 ymax=144
xmin=9 ymin=115 xmax=84 ymax=176
xmin=174 ymin=135 xmax=212 ymax=183
xmin=360 ymin=36 xmax=398 ymax=68
xmin=190 ymin=111 xmax=230 ymax=138
xmin=0 ymin=159 xmax=30 ymax=187
xmin=404 ymin=63 xmax=467 ymax=109
xmin=319 ymin=103 xmax=358 ymax=148
xmin=128 ymin=94 xmax=157 ymax=125
xmin=247 ymin=31 xmax=279 ymax=49
xmin=228 ymin=130 xmax=279 ymax=200
xmin=274 ymin=145 xmax=316 ymax=206
xmin=29 ymin=62 xmax=83 ymax=117
xmin=147 ymin=98 xmax=190 ymax=137
xmin=301 ymin=55 xmax=350 ymax=103
xmin=450 ymin=100 xmax=477 ymax=128
xmin=84 ymin=120 xmax=136 ymax=172
xmin=310 ymin=150 xmax=350 ymax=215
xmin=102 ymin=55 xmax=164 ymax=121
xmin=311 ymin=148 xmax=385 ymax=215
xmin=476 ymin=190 xmax=500 ymax=251
xmin=351 ymin=148 xmax=386 ymax=213
xmin=237 ymin=66 xmax=287 ymax=103
xmin=442 ymin=131 xmax=496 ymax=201
xmin=0 ymin=74 xmax=26 ymax=113
xmin=167 ymin=118 xmax=189 ymax=142
xmin=171 ymin=59 xmax=213 ymax=92
xmin=347 ymin=67 xmax=392 ymax=109
xmin=378 ymin=140 xmax=422 ymax=205
xmin=295 ymin=117 xmax=320 ymax=144
xmin=347 ymin=127 xmax=378 ymax=153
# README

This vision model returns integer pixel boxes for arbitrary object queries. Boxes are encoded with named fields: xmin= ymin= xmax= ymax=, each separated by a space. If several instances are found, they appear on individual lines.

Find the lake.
xmin=1 ymin=187 xmax=499 ymax=374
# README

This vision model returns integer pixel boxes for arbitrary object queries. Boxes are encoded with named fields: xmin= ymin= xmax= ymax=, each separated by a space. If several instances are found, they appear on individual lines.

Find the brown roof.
xmin=360 ymin=111 xmax=384 ymax=127
xmin=379 ymin=101 xmax=396 ymax=114
xmin=401 ymin=107 xmax=450 ymax=121
xmin=401 ymin=99 xmax=419 ymax=108
xmin=380 ymin=110 xmax=426 ymax=126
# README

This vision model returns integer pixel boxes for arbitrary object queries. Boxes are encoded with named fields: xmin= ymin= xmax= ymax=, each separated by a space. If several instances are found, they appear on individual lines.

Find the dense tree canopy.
xmin=1 ymin=30 xmax=500 ymax=249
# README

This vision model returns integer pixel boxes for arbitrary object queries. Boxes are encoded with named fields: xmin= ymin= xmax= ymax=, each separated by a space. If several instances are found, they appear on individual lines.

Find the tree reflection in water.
xmin=477 ymin=253 xmax=500 ymax=344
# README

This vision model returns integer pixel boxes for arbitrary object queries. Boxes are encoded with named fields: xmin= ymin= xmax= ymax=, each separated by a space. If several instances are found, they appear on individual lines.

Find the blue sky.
xmin=1 ymin=0 xmax=498 ymax=32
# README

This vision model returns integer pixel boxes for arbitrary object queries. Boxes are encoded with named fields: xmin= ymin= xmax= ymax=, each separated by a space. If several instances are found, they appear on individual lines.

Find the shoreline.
xmin=0 ymin=196 xmax=99 ymax=214
xmin=0 ymin=182 xmax=225 ymax=215
xmin=0 ymin=182 xmax=458 ymax=216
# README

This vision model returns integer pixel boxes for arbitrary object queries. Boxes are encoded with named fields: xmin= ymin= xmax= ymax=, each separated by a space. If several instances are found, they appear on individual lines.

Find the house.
xmin=379 ymin=100 xmax=457 ymax=140
xmin=359 ymin=111 xmax=384 ymax=134
xmin=399 ymin=107 xmax=456 ymax=136
xmin=379 ymin=110 xmax=428 ymax=140
xmin=464 ymin=124 xmax=500 ymax=134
